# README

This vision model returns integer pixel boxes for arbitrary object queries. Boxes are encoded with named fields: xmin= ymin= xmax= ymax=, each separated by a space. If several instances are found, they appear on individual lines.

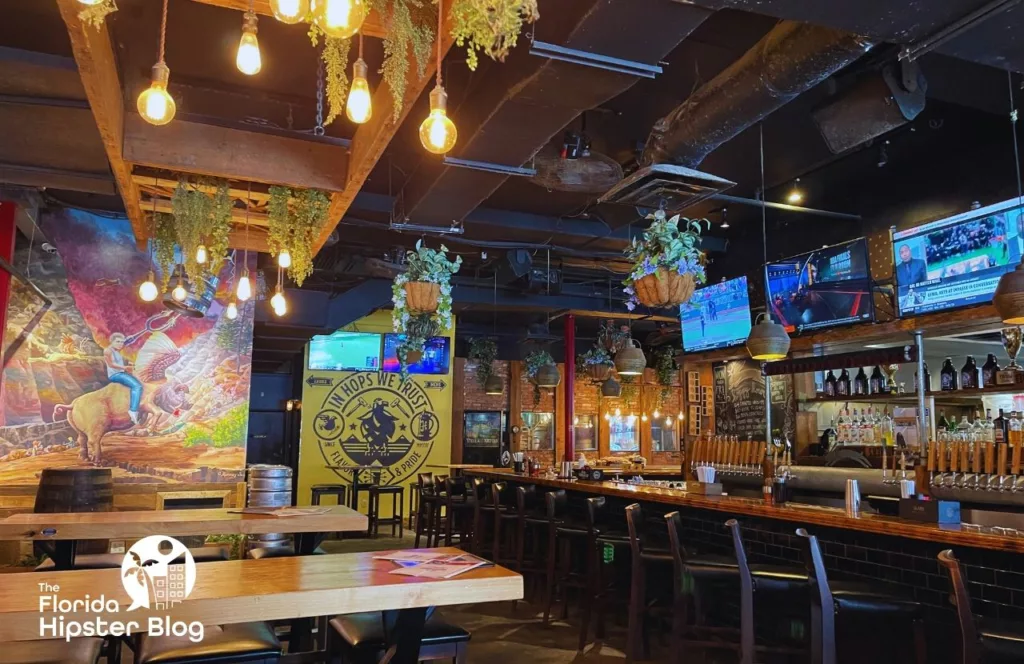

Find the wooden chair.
xmin=938 ymin=549 xmax=1024 ymax=664
xmin=796 ymin=527 xmax=926 ymax=664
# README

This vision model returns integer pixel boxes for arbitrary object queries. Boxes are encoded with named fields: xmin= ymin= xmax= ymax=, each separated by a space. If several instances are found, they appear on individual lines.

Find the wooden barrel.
xmin=33 ymin=467 xmax=113 ymax=513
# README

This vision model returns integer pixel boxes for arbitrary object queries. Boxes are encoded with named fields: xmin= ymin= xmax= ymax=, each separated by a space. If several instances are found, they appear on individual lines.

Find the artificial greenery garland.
xmin=450 ymin=0 xmax=538 ymax=71
xmin=523 ymin=348 xmax=554 ymax=406
xmin=308 ymin=31 xmax=352 ymax=126
xmin=152 ymin=212 xmax=178 ymax=291
xmin=396 ymin=314 xmax=441 ymax=380
xmin=170 ymin=179 xmax=233 ymax=287
xmin=266 ymin=185 xmax=331 ymax=287
xmin=369 ymin=0 xmax=433 ymax=121
xmin=468 ymin=337 xmax=498 ymax=388
xmin=79 ymin=0 xmax=117 ymax=29
xmin=652 ymin=346 xmax=679 ymax=402
xmin=623 ymin=210 xmax=708 ymax=311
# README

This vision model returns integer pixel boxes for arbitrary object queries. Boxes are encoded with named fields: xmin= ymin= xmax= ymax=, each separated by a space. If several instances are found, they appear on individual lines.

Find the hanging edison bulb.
xmin=677 ymin=411 xmax=684 ymax=420
xmin=195 ymin=244 xmax=208 ymax=265
xmin=236 ymin=269 xmax=252 ymax=301
xmin=346 ymin=57 xmax=372 ymax=124
xmin=277 ymin=250 xmax=292 ymax=268
xmin=641 ymin=412 xmax=648 ymax=422
xmin=270 ymin=0 xmax=309 ymax=23
xmin=653 ymin=409 xmax=660 ymax=419
xmin=138 ymin=271 xmax=159 ymax=302
xmin=311 ymin=0 xmax=367 ymax=38
xmin=614 ymin=408 xmax=621 ymax=418
xmin=171 ymin=278 xmax=187 ymax=302
xmin=236 ymin=11 xmax=262 ymax=76
xmin=270 ymin=286 xmax=287 ymax=316
xmin=77 ymin=0 xmax=104 ymax=5
xmin=419 ymin=85 xmax=457 ymax=154
xmin=137 ymin=62 xmax=176 ymax=126
xmin=226 ymin=300 xmax=239 ymax=320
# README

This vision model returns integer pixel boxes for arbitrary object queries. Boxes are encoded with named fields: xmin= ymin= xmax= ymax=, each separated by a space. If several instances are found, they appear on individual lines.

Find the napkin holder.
xmin=687 ymin=482 xmax=723 ymax=496
xmin=898 ymin=498 xmax=960 ymax=524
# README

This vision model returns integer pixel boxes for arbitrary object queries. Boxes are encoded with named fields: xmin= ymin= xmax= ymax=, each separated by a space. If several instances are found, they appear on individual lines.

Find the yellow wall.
xmin=297 ymin=311 xmax=454 ymax=512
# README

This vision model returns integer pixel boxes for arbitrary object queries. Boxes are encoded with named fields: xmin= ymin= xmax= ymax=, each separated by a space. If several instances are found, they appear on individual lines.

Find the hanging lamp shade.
xmin=614 ymin=339 xmax=646 ymax=376
xmin=994 ymin=263 xmax=1024 ymax=324
xmin=601 ymin=376 xmax=621 ymax=397
xmin=483 ymin=373 xmax=504 ymax=395
xmin=535 ymin=364 xmax=561 ymax=388
xmin=745 ymin=313 xmax=791 ymax=361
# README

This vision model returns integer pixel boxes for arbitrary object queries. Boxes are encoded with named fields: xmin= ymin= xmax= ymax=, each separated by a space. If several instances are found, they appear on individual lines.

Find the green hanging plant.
xmin=523 ymin=349 xmax=554 ymax=407
xmin=169 ymin=179 xmax=234 ymax=287
xmin=313 ymin=35 xmax=352 ymax=126
xmin=397 ymin=314 xmax=440 ymax=381
xmin=468 ymin=337 xmax=498 ymax=389
xmin=79 ymin=0 xmax=117 ymax=29
xmin=369 ymin=0 xmax=434 ymax=121
xmin=152 ymin=212 xmax=178 ymax=291
xmin=620 ymin=374 xmax=638 ymax=403
xmin=450 ymin=0 xmax=539 ymax=71
xmin=266 ymin=185 xmax=331 ymax=287
xmin=652 ymin=346 xmax=678 ymax=402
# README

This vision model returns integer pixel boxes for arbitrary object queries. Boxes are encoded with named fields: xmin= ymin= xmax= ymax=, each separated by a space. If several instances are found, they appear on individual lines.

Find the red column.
xmin=563 ymin=313 xmax=575 ymax=463
xmin=0 ymin=201 xmax=18 ymax=428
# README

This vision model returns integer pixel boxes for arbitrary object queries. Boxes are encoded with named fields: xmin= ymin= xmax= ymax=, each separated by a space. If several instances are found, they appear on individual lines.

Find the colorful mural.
xmin=0 ymin=209 xmax=254 ymax=484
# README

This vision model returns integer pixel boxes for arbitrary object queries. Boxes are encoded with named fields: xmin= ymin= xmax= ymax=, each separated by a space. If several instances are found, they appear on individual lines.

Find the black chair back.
xmin=585 ymin=496 xmax=607 ymax=535
xmin=938 ymin=549 xmax=979 ymax=664
xmin=545 ymin=489 xmax=568 ymax=521
xmin=796 ymin=527 xmax=835 ymax=664
xmin=726 ymin=519 xmax=755 ymax=664
xmin=491 ymin=481 xmax=509 ymax=508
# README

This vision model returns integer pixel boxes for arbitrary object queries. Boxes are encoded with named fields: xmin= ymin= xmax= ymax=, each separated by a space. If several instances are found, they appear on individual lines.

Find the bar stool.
xmin=368 ymin=483 xmax=404 ymax=538
xmin=407 ymin=478 xmax=420 ymax=530
xmin=134 ymin=623 xmax=282 ymax=663
xmin=471 ymin=479 xmax=497 ymax=558
xmin=514 ymin=485 xmax=548 ymax=601
xmin=443 ymin=476 xmax=477 ymax=547
xmin=9 ymin=638 xmax=104 ymax=664
xmin=328 ymin=611 xmax=470 ymax=664
xmin=939 ymin=549 xmax=1024 ymax=663
xmin=414 ymin=473 xmax=441 ymax=548
xmin=543 ymin=489 xmax=590 ymax=625
xmin=350 ymin=469 xmax=378 ymax=512
xmin=625 ymin=503 xmax=674 ymax=661
xmin=796 ymin=527 xmax=927 ymax=664
xmin=311 ymin=484 xmax=347 ymax=507
xmin=578 ymin=496 xmax=631 ymax=652
xmin=489 ymin=482 xmax=521 ymax=568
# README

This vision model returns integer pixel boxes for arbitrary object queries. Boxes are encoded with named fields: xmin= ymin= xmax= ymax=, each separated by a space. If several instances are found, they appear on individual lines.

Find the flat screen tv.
xmin=381 ymin=334 xmax=451 ymax=374
xmin=307 ymin=332 xmax=382 ymax=371
xmin=765 ymin=238 xmax=874 ymax=333
xmin=892 ymin=197 xmax=1024 ymax=316
xmin=680 ymin=276 xmax=752 ymax=352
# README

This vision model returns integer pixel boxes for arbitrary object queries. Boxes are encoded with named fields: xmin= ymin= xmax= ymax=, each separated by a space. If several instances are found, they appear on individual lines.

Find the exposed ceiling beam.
xmin=229 ymin=226 xmax=270 ymax=252
xmin=0 ymin=163 xmax=115 ymax=195
xmin=56 ymin=0 xmax=146 ymax=248
xmin=312 ymin=3 xmax=456 ymax=254
xmin=189 ymin=0 xmax=388 ymax=38
xmin=123 ymin=116 xmax=349 ymax=191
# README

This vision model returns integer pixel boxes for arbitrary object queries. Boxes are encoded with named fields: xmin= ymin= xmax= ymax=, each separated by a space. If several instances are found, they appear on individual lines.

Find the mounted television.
xmin=765 ymin=238 xmax=874 ymax=333
xmin=892 ymin=197 xmax=1024 ymax=316
xmin=307 ymin=332 xmax=382 ymax=372
xmin=382 ymin=334 xmax=451 ymax=375
xmin=680 ymin=276 xmax=751 ymax=352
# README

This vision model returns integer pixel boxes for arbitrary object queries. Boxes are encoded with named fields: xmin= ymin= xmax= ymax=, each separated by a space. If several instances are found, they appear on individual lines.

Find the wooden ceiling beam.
xmin=229 ymin=226 xmax=271 ymax=252
xmin=313 ymin=4 xmax=455 ymax=254
xmin=189 ymin=0 xmax=387 ymax=38
xmin=143 ymin=198 xmax=270 ymax=227
xmin=123 ymin=115 xmax=348 ymax=191
xmin=56 ymin=0 xmax=146 ymax=248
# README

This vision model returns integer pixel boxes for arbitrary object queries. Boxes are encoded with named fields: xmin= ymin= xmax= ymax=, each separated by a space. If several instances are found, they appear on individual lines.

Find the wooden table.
xmin=0 ymin=506 xmax=367 ymax=569
xmin=2 ymin=547 xmax=523 ymax=662
xmin=426 ymin=463 xmax=494 ymax=476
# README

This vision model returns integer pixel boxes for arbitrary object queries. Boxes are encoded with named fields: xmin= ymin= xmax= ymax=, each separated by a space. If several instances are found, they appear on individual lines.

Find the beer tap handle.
xmin=960 ymin=442 xmax=970 ymax=473
xmin=985 ymin=441 xmax=996 ymax=476
xmin=927 ymin=441 xmax=937 ymax=473
xmin=973 ymin=442 xmax=984 ymax=475
xmin=937 ymin=441 xmax=947 ymax=473
xmin=999 ymin=442 xmax=1009 ymax=477
xmin=1012 ymin=440 xmax=1022 ymax=476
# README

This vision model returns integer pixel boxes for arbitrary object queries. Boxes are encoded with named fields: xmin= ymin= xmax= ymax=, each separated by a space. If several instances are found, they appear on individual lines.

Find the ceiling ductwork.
xmin=640 ymin=21 xmax=875 ymax=169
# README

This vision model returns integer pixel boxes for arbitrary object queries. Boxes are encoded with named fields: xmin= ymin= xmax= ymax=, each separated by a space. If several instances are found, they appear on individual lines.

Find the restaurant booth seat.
xmin=8 ymin=637 xmax=104 ymax=664
xmin=327 ymin=611 xmax=470 ymax=664
xmin=134 ymin=622 xmax=282 ymax=664
xmin=938 ymin=548 xmax=1024 ymax=664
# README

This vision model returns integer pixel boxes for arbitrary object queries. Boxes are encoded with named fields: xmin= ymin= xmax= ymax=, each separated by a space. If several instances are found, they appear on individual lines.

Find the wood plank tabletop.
xmin=0 ymin=548 xmax=523 ymax=642
xmin=0 ymin=505 xmax=367 ymax=541
xmin=465 ymin=468 xmax=1024 ymax=554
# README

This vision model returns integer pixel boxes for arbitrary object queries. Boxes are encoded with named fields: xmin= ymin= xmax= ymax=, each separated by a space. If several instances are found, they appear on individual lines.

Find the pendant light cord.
xmin=435 ymin=0 xmax=443 ymax=86
xmin=243 ymin=182 xmax=251 ymax=269
xmin=759 ymin=122 xmax=767 ymax=266
xmin=358 ymin=32 xmax=364 ymax=59
xmin=1009 ymin=70 xmax=1023 ymax=205
xmin=158 ymin=0 xmax=169 ymax=64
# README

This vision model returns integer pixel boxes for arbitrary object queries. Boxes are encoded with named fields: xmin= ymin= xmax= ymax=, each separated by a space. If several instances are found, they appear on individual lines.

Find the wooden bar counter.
xmin=466 ymin=468 xmax=1024 ymax=554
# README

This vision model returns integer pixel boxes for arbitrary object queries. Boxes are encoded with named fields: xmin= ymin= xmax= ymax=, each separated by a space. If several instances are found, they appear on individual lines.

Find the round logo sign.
xmin=315 ymin=372 xmax=437 ymax=485
xmin=121 ymin=535 xmax=196 ymax=611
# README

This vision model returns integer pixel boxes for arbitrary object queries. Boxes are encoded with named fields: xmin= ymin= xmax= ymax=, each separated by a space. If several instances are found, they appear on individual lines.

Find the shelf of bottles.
xmin=831 ymin=406 xmax=896 ymax=447
xmin=925 ymin=409 xmax=1024 ymax=493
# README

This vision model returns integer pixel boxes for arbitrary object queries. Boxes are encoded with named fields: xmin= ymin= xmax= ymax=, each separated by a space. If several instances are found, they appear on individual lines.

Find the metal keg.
xmin=246 ymin=464 xmax=293 ymax=552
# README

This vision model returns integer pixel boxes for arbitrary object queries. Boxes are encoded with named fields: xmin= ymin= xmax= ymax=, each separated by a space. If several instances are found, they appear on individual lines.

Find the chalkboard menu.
xmin=713 ymin=360 xmax=795 ymax=441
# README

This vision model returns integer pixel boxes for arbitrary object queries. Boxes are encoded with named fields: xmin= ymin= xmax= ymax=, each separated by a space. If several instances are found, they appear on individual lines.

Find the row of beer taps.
xmin=689 ymin=434 xmax=793 ymax=478
xmin=927 ymin=440 xmax=1024 ymax=492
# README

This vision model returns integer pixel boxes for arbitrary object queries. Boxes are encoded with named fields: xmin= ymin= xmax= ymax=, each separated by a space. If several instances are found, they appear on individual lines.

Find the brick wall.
xmin=463 ymin=359 xmax=511 ymax=411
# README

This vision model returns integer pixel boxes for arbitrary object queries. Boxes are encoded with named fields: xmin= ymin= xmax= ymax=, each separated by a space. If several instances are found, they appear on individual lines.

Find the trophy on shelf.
xmin=883 ymin=364 xmax=900 ymax=392
xmin=998 ymin=326 xmax=1023 ymax=386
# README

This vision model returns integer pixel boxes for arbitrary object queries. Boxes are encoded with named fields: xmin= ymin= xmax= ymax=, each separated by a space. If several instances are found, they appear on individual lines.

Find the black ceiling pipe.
xmin=641 ymin=21 xmax=874 ymax=168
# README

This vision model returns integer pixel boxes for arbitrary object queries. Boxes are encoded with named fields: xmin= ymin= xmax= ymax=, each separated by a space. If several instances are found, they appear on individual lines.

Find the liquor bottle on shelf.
xmin=971 ymin=410 xmax=984 ymax=443
xmin=837 ymin=408 xmax=850 ymax=444
xmin=847 ymin=409 xmax=858 ymax=444
xmin=956 ymin=415 xmax=970 ymax=441
xmin=882 ymin=407 xmax=894 ymax=446
xmin=837 ymin=369 xmax=851 ymax=397
xmin=863 ymin=408 xmax=876 ymax=445
xmin=869 ymin=365 xmax=885 ymax=394
xmin=854 ymin=367 xmax=869 ymax=396
xmin=940 ymin=358 xmax=958 ymax=391
xmin=961 ymin=356 xmax=979 ymax=390
xmin=982 ymin=354 xmax=1001 ymax=388
xmin=938 ymin=409 xmax=951 ymax=432
xmin=824 ymin=370 xmax=838 ymax=398
xmin=994 ymin=409 xmax=1007 ymax=444
xmin=1009 ymin=412 xmax=1023 ymax=461
xmin=915 ymin=362 xmax=931 ymax=394
xmin=985 ymin=409 xmax=997 ymax=444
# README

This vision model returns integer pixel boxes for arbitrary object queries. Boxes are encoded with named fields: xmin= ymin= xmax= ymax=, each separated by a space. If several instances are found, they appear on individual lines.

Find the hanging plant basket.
xmin=404 ymin=281 xmax=441 ymax=315
xmin=588 ymin=363 xmax=613 ymax=382
xmin=614 ymin=339 xmax=647 ymax=376
xmin=406 ymin=349 xmax=424 ymax=365
xmin=634 ymin=268 xmax=696 ymax=309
